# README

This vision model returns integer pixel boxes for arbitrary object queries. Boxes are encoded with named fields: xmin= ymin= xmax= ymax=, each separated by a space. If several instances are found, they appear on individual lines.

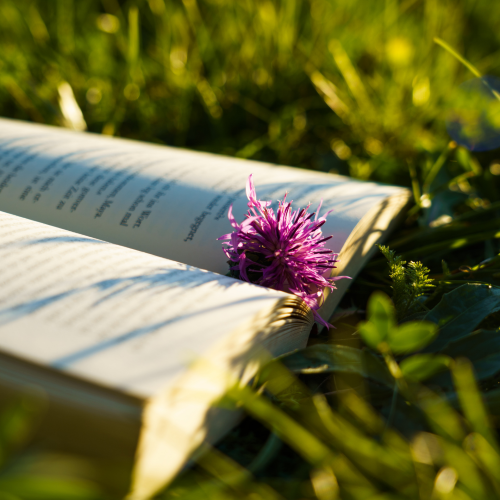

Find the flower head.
xmin=218 ymin=175 xmax=350 ymax=328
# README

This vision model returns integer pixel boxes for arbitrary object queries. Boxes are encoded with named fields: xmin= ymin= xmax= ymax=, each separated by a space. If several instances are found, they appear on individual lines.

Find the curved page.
xmin=0 ymin=211 xmax=288 ymax=398
xmin=0 ymin=119 xmax=406 ymax=275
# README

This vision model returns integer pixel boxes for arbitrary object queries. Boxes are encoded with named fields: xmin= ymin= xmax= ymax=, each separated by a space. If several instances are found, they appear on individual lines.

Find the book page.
xmin=0 ymin=211 xmax=290 ymax=398
xmin=0 ymin=119 xmax=405 ymax=275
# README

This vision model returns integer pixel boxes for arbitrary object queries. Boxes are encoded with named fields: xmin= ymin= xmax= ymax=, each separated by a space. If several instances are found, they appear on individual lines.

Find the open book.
xmin=0 ymin=118 xmax=410 ymax=497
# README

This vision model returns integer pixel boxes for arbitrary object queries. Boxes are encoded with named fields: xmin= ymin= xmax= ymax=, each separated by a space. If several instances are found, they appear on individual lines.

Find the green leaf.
xmin=426 ymin=330 xmax=500 ymax=390
xmin=357 ymin=321 xmax=384 ymax=350
xmin=368 ymin=292 xmax=396 ymax=335
xmin=442 ymin=330 xmax=500 ymax=380
xmin=357 ymin=293 xmax=396 ymax=350
xmin=424 ymin=284 xmax=500 ymax=352
xmin=400 ymin=354 xmax=450 ymax=382
xmin=387 ymin=321 xmax=437 ymax=354
xmin=275 ymin=344 xmax=393 ymax=387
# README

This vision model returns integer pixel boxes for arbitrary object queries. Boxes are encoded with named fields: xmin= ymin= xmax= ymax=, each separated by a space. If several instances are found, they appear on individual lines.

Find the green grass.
xmin=1 ymin=0 xmax=499 ymax=180
xmin=1 ymin=0 xmax=500 ymax=499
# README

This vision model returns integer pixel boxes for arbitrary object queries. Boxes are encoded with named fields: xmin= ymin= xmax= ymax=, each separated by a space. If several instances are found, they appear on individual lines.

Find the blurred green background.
xmin=1 ymin=0 xmax=500 ymax=189
xmin=2 ymin=1 xmax=500 ymax=499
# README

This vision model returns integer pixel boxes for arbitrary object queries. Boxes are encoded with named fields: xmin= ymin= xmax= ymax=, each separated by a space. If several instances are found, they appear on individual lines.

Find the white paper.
xmin=0 ymin=211 xmax=286 ymax=398
xmin=0 ymin=119 xmax=405 ymax=275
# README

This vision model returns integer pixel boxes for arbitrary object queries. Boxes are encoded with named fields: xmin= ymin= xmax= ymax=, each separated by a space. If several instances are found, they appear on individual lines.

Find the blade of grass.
xmin=128 ymin=6 xmax=140 ymax=77
xmin=434 ymin=37 xmax=481 ymax=78
xmin=464 ymin=433 xmax=500 ymax=494
xmin=195 ymin=444 xmax=285 ymax=500
xmin=399 ymin=229 xmax=500 ymax=260
xmin=423 ymin=143 xmax=454 ymax=194
xmin=434 ymin=37 xmax=500 ymax=101
xmin=416 ymin=387 xmax=465 ymax=443
xmin=305 ymin=65 xmax=351 ymax=122
xmin=328 ymin=39 xmax=375 ymax=117
xmin=226 ymin=384 xmax=335 ymax=467
xmin=452 ymin=358 xmax=497 ymax=447
xmin=408 ymin=159 xmax=421 ymax=206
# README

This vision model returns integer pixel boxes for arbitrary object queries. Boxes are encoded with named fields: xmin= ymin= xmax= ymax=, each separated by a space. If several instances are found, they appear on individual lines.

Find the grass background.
xmin=1 ymin=0 xmax=499 ymax=183
xmin=1 ymin=1 xmax=500 ymax=499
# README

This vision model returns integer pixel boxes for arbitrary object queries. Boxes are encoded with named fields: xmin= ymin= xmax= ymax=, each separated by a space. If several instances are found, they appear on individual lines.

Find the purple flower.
xmin=218 ymin=175 xmax=350 ymax=328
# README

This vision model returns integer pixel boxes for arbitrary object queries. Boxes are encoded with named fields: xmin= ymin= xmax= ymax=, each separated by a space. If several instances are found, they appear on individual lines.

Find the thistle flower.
xmin=218 ymin=175 xmax=350 ymax=328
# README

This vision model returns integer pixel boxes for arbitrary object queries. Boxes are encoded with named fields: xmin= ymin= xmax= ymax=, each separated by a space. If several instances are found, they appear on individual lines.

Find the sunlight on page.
xmin=0 ymin=211 xmax=288 ymax=397
xmin=0 ymin=119 xmax=406 ymax=275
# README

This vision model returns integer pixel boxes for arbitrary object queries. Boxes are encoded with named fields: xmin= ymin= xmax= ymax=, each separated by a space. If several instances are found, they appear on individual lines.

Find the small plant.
xmin=378 ymin=245 xmax=434 ymax=320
